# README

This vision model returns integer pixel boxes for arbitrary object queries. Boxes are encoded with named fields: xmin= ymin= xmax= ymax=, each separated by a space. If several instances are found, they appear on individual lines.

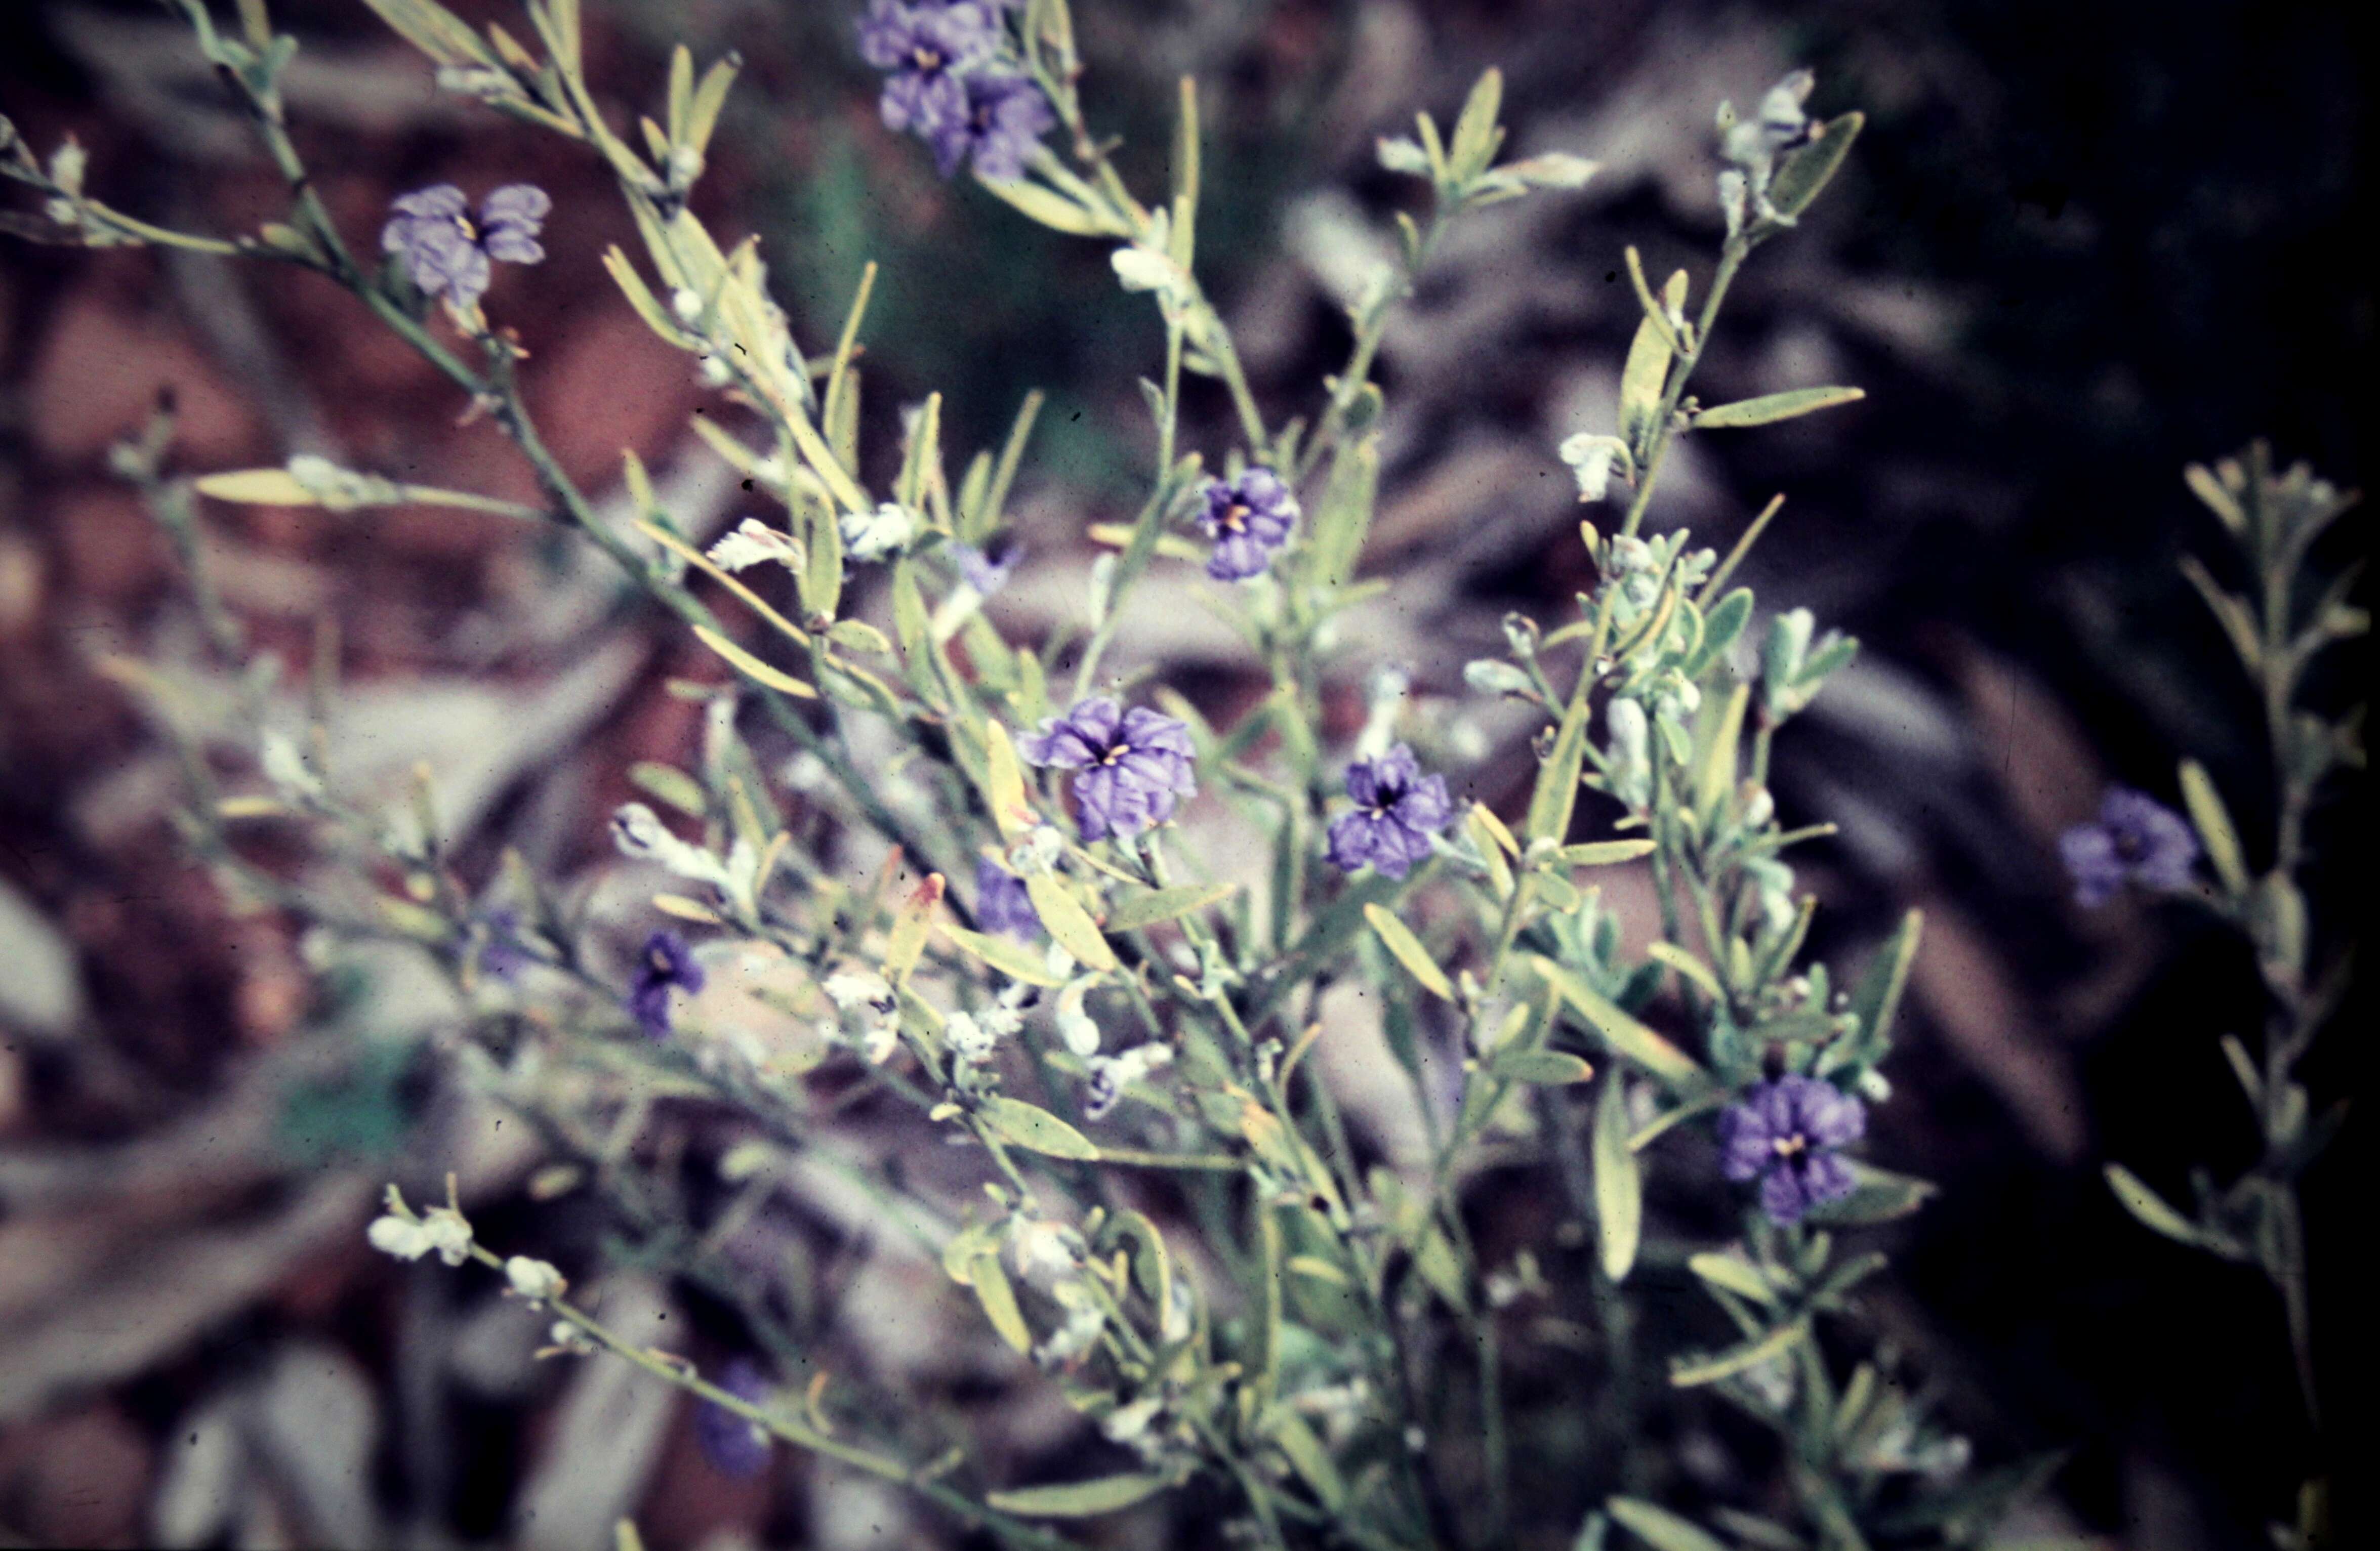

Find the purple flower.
xmin=1717 ymin=1074 xmax=1866 ymax=1225
xmin=975 ymin=856 xmax=1042 ymax=938
xmin=476 ymin=908 xmax=532 ymax=982
xmin=627 ymin=931 xmax=704 ymax=1039
xmin=1325 ymin=744 xmax=1452 ymax=879
xmin=857 ymin=1 xmax=995 ymax=139
xmin=1021 ymin=698 xmax=1197 ymax=843
xmin=1195 ymin=468 xmax=1299 ymax=581
xmin=380 ymin=183 xmax=550 ymax=311
xmin=926 ymin=71 xmax=1055 ymax=182
xmin=695 ymin=1358 xmax=773 ymax=1479
xmin=2059 ymin=786 xmax=2200 ymax=907
xmin=955 ymin=534 xmax=1022 ymax=596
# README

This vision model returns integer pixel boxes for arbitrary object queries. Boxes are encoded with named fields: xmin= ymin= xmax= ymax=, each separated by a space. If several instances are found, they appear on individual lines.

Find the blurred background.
xmin=0 ymin=0 xmax=2364 ymax=1546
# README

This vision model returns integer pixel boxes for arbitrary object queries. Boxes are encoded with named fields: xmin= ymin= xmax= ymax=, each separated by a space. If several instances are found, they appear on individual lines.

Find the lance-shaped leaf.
xmin=977 ymin=1095 xmax=1100 ymax=1160
xmin=1686 ymin=1250 xmax=1776 ymax=1305
xmin=988 ymin=1473 xmax=1175 ymax=1518
xmin=692 ymin=626 xmax=817 ymax=698
xmin=1691 ymin=386 xmax=1865 ymax=429
xmin=2104 ymin=1163 xmax=2244 ymax=1259
xmin=1845 ymin=909 xmax=1921 ymax=1061
xmin=1106 ymin=881 xmax=1239 ymax=933
xmin=979 ymin=721 xmax=1034 ymax=839
xmin=357 ymin=0 xmax=497 ymax=67
xmin=1487 ymin=1047 xmax=1594 ymax=1085
xmin=1554 ymin=839 xmax=1656 ymax=866
xmin=1024 ymin=873 xmax=1117 ymax=971
xmin=1593 ymin=1071 xmax=1643 ymax=1279
xmin=1364 ymin=903 xmax=1454 ymax=1001
xmin=1448 ymin=67 xmax=1505 ymax=183
xmin=1618 ymin=288 xmax=1677 ymax=459
xmin=882 ymin=872 xmax=944 ymax=986
xmin=1801 ymin=1161 xmax=1937 ymax=1226
xmin=941 ymin=923 xmax=1065 ymax=987
xmin=1530 ymin=955 xmax=1704 ymax=1084
xmin=1765 ymin=111 xmax=1864 ymax=222
xmin=1668 ymin=1314 xmax=1810 ymax=1388
xmin=967 ymin=1249 xmax=1033 ymax=1353
xmin=1306 ymin=429 xmax=1380 ymax=589
xmin=1526 ymin=691 xmax=1593 ymax=846
xmin=2178 ymin=758 xmax=2250 ymax=897
xmin=1608 ymin=1497 xmax=1733 ymax=1551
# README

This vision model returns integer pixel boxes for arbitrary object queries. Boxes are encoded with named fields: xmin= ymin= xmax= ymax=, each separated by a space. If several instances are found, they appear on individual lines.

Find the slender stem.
xmin=478 ymin=1248 xmax=1077 ymax=1551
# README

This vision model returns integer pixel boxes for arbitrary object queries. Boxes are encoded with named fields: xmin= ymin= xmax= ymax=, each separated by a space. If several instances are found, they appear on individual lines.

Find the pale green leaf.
xmin=968 ymin=1249 xmax=1033 ymax=1352
xmin=2178 ymin=758 xmax=2249 ymax=897
xmin=1692 ymin=386 xmax=1865 ymax=429
xmin=1025 ymin=873 xmax=1117 ymax=971
xmin=941 ymin=923 xmax=1065 ymax=986
xmin=1667 ymin=1316 xmax=1810 ymax=1388
xmin=1105 ymin=882 xmax=1239 ymax=933
xmin=977 ymin=1095 xmax=1100 ymax=1160
xmin=988 ymin=1473 xmax=1173 ymax=1518
xmin=1365 ymin=903 xmax=1454 ymax=1001
xmin=692 ymin=626 xmax=817 ymax=698
xmin=1608 ymin=1497 xmax=1732 ymax=1551
xmin=1530 ymin=955 xmax=1704 ymax=1085
xmin=1593 ymin=1072 xmax=1642 ymax=1280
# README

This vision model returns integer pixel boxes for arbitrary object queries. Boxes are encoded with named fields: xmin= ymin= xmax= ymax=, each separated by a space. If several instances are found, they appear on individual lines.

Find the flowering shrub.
xmin=2 ymin=2 xmax=2356 ymax=1548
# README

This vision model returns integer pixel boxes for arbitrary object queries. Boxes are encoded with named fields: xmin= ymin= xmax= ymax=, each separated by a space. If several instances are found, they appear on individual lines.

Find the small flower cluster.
xmin=855 ymin=0 xmax=1052 ymax=181
xmin=381 ymin=184 xmax=549 ymax=314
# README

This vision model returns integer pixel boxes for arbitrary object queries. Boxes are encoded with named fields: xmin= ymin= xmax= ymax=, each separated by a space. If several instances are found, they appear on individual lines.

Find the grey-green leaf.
xmin=987 ymin=1473 xmax=1175 ymax=1517
xmin=1607 ymin=1497 xmax=1732 ymax=1551
xmin=1692 ymin=386 xmax=1864 ymax=429
xmin=977 ymin=1095 xmax=1100 ymax=1159
xmin=1593 ymin=1072 xmax=1642 ymax=1280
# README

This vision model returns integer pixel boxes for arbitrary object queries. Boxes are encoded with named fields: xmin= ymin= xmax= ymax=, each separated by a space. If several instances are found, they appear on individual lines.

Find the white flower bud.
xmin=823 ymin=969 xmax=895 ymax=1013
xmin=505 ymin=1255 xmax=567 ymax=1304
xmin=420 ymin=1206 xmax=474 ymax=1266
xmin=367 ymin=1215 xmax=433 ymax=1261
xmin=1054 ymin=981 xmax=1100 ymax=1058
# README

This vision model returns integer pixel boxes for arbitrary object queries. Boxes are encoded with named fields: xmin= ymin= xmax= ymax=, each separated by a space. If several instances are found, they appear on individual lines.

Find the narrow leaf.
xmin=1593 ymin=1071 xmax=1642 ymax=1279
xmin=1608 ymin=1497 xmax=1732 ymax=1551
xmin=193 ymin=469 xmax=316 ymax=505
xmin=692 ymin=626 xmax=817 ymax=698
xmin=1554 ymin=839 xmax=1657 ymax=866
xmin=988 ymin=1473 xmax=1173 ymax=1518
xmin=968 ymin=1249 xmax=1033 ymax=1353
xmin=1667 ymin=1316 xmax=1810 ymax=1388
xmin=1106 ymin=882 xmax=1239 ymax=932
xmin=942 ymin=923 xmax=1064 ymax=987
xmin=1618 ymin=311 xmax=1674 ymax=459
xmin=977 ymin=1095 xmax=1100 ymax=1160
xmin=1765 ymin=111 xmax=1862 ymax=222
xmin=1488 ymin=1048 xmax=1594 ymax=1085
xmin=1845 ymin=909 xmax=1921 ymax=1058
xmin=2178 ymin=758 xmax=2249 ymax=897
xmin=1686 ymin=1250 xmax=1775 ymax=1305
xmin=2104 ymin=1163 xmax=2232 ymax=1255
xmin=1365 ymin=903 xmax=1454 ymax=1001
xmin=1801 ymin=1161 xmax=1936 ymax=1226
xmin=1025 ymin=874 xmax=1117 ymax=971
xmin=1526 ymin=692 xmax=1593 ymax=846
xmin=1692 ymin=386 xmax=1864 ymax=429
xmin=1531 ymin=956 xmax=1704 ymax=1084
